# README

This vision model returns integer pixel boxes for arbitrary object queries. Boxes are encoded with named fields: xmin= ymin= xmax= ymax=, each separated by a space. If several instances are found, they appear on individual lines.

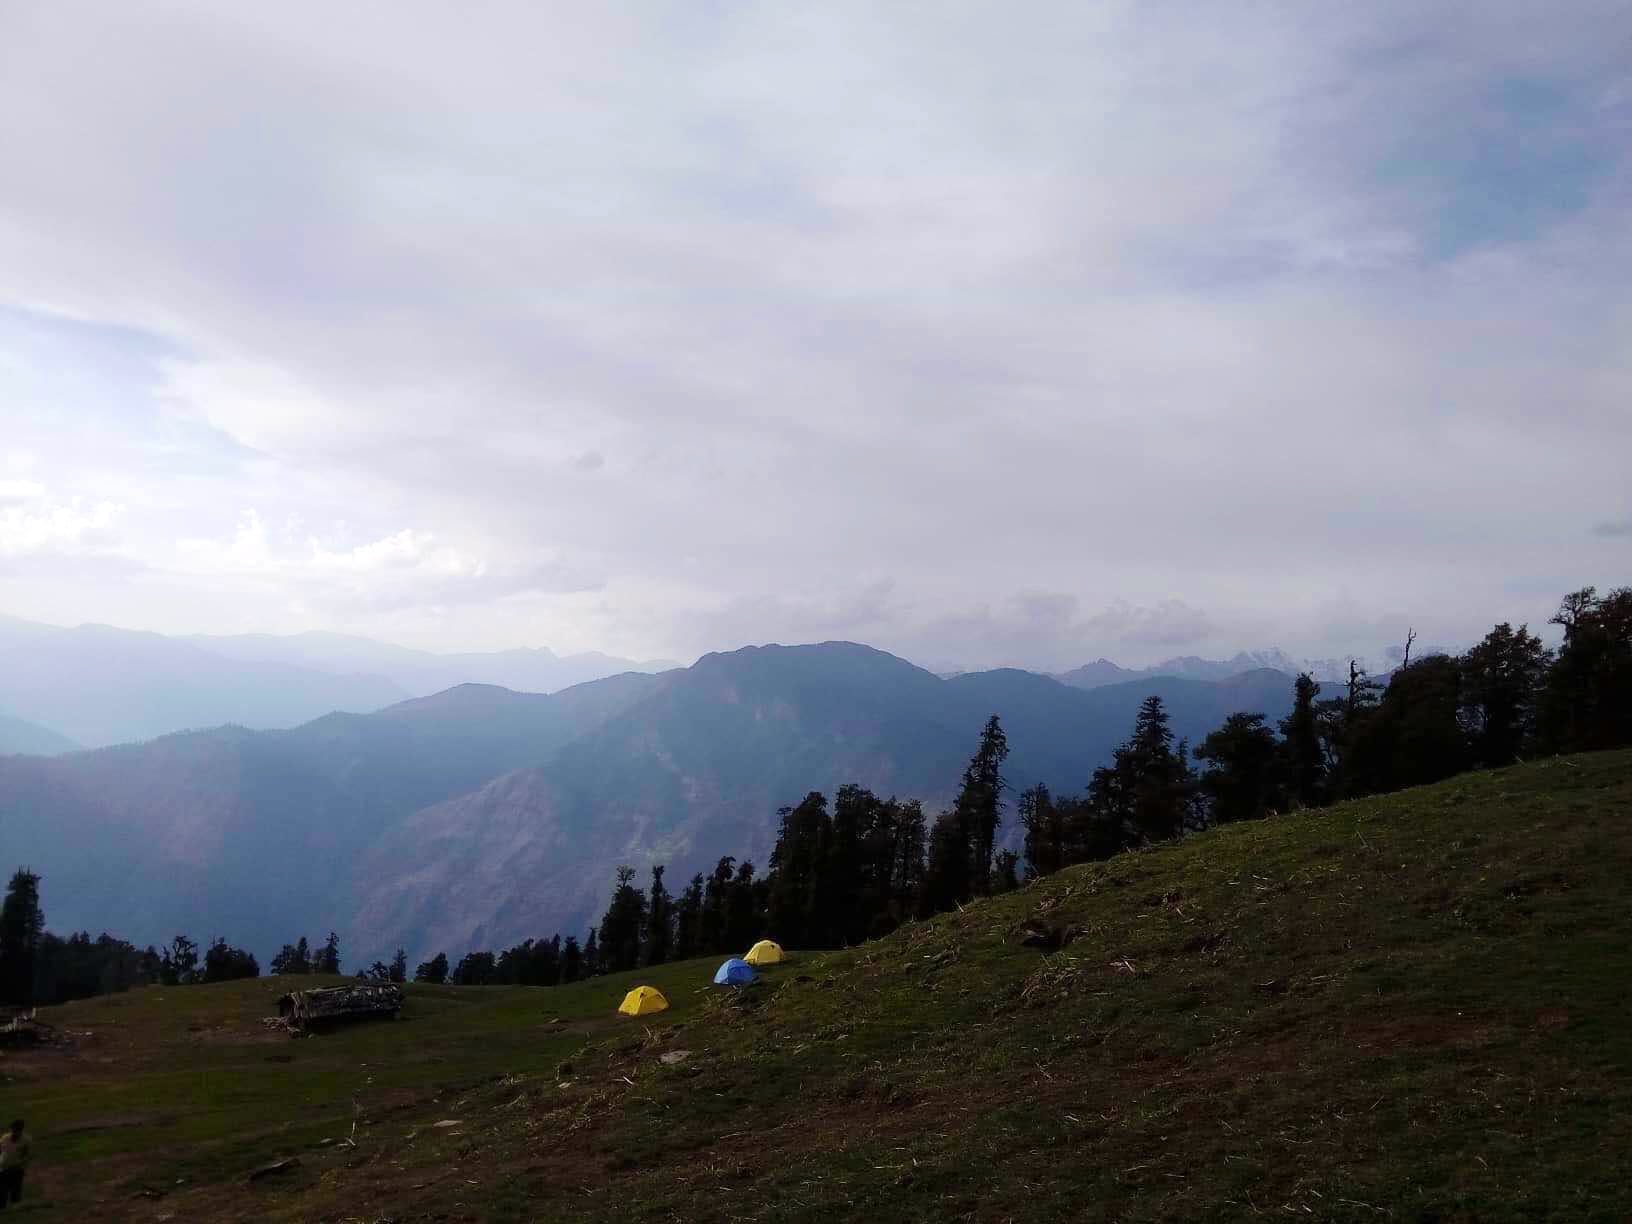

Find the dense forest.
xmin=4 ymin=584 xmax=1627 ymax=1004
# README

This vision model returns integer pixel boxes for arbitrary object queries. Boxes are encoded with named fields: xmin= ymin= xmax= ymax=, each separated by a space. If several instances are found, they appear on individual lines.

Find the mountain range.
xmin=0 ymin=638 xmax=1304 ymax=967
xmin=0 ymin=614 xmax=676 ymax=749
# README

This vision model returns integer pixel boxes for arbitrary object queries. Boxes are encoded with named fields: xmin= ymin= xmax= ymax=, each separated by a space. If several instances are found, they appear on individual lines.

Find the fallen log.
xmin=274 ymin=984 xmax=403 ymax=1032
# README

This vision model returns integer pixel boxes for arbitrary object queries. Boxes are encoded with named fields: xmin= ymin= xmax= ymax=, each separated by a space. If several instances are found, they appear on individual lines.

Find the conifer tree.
xmin=314 ymin=932 xmax=342 ymax=975
xmin=1277 ymin=674 xmax=1326 ymax=808
xmin=389 ymin=948 xmax=408 ymax=984
xmin=596 ymin=866 xmax=647 ymax=973
xmin=1195 ymin=712 xmax=1281 ymax=824
xmin=558 ymin=936 xmax=582 ymax=984
xmin=645 ymin=866 xmax=674 ymax=966
xmin=582 ymin=929 xmax=600 ymax=977
xmin=672 ymin=874 xmax=705 ymax=961
xmin=1458 ymin=622 xmax=1550 ymax=766
xmin=413 ymin=951 xmax=448 ymax=984
xmin=0 ymin=869 xmax=44 ymax=1006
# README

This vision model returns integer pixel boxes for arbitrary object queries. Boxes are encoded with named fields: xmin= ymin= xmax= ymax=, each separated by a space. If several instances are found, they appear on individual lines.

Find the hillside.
xmin=0 ymin=712 xmax=78 ymax=757
xmin=346 ymin=647 xmax=1298 ymax=963
xmin=10 ymin=751 xmax=1629 ymax=1221
xmin=0 ymin=672 xmax=665 ymax=956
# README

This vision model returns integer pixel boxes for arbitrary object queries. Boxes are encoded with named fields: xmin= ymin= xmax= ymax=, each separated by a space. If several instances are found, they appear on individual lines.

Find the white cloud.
xmin=0 ymin=2 xmax=1626 ymax=662
xmin=0 ymin=491 xmax=125 ymax=557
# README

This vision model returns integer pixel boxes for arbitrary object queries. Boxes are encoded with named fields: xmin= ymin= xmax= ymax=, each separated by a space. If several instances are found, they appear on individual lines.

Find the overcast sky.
xmin=1 ymin=2 xmax=1627 ymax=671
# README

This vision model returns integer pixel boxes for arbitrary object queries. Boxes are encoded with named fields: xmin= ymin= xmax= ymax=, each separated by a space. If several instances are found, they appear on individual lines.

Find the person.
xmin=0 ymin=1119 xmax=29 ymax=1208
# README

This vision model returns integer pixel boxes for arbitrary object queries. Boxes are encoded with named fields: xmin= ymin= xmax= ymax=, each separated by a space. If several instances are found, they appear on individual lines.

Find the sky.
xmin=1 ymin=2 xmax=1628 ymax=672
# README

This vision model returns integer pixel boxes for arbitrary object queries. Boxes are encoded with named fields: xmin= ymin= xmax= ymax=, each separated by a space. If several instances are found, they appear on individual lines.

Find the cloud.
xmin=175 ymin=511 xmax=600 ymax=613
xmin=0 ymin=3 xmax=1626 ymax=659
xmin=0 ymin=489 xmax=125 ymax=558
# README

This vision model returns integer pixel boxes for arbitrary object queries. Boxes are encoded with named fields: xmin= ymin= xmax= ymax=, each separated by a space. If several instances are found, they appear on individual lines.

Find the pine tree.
xmin=596 ymin=866 xmax=646 ymax=973
xmin=389 ymin=949 xmax=408 ymax=984
xmin=1459 ymin=623 xmax=1550 ymax=766
xmin=1277 ymin=674 xmax=1326 ymax=808
xmin=1539 ymin=587 xmax=1632 ymax=753
xmin=672 ymin=874 xmax=705 ymax=961
xmin=271 ymin=936 xmax=312 ymax=975
xmin=963 ymin=715 xmax=1010 ymax=894
xmin=314 ymin=932 xmax=341 ymax=975
xmin=1195 ymin=712 xmax=1281 ymax=824
xmin=921 ymin=716 xmax=1010 ymax=912
xmin=644 ymin=866 xmax=673 ymax=966
xmin=558 ymin=936 xmax=582 ymax=984
xmin=414 ymin=952 xmax=449 ymax=984
xmin=0 ymin=869 xmax=44 ymax=1006
xmin=582 ymin=929 xmax=600 ymax=977
xmin=1019 ymin=784 xmax=1064 ymax=879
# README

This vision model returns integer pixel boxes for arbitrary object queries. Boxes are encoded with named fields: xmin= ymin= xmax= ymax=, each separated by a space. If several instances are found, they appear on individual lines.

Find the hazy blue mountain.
xmin=347 ymin=645 xmax=1301 ymax=965
xmin=0 ymin=619 xmax=409 ymax=747
xmin=0 ymin=638 xmax=1300 ymax=968
xmin=0 ymin=671 xmax=664 ymax=957
xmin=1056 ymin=648 xmax=1335 ymax=690
xmin=0 ymin=713 xmax=79 ymax=757
xmin=183 ymin=629 xmax=679 ymax=697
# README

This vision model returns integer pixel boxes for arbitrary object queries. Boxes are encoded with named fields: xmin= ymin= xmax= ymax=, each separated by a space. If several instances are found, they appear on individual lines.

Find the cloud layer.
xmin=1 ymin=2 xmax=1628 ymax=667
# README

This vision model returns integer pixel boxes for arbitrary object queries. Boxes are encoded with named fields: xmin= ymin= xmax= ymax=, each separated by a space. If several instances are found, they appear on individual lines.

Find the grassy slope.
xmin=12 ymin=751 xmax=1632 ymax=1222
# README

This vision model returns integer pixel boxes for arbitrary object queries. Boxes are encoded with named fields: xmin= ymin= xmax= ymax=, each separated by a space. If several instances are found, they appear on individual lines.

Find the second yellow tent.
xmin=744 ymin=939 xmax=785 ymax=966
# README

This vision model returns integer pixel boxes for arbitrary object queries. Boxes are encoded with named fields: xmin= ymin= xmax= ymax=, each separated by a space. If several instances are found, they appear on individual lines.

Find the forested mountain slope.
xmin=348 ymin=645 xmax=1297 ymax=963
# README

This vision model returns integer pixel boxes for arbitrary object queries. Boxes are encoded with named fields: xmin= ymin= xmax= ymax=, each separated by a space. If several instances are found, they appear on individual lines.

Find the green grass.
xmin=11 ymin=751 xmax=1632 ymax=1221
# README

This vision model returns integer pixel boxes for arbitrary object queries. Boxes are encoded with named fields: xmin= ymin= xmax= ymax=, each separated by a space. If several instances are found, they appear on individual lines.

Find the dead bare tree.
xmin=1401 ymin=627 xmax=1417 ymax=670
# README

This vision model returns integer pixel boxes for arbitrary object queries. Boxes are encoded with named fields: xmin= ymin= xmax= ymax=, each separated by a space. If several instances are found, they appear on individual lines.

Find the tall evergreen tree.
xmin=582 ymin=928 xmax=600 ymax=977
xmin=596 ymin=866 xmax=647 ymax=973
xmin=413 ymin=951 xmax=448 ymax=984
xmin=672 ymin=874 xmax=705 ymax=961
xmin=1539 ymin=587 xmax=1632 ymax=753
xmin=314 ymin=932 xmax=342 ymax=975
xmin=964 ymin=715 xmax=1010 ymax=894
xmin=558 ymin=936 xmax=582 ymax=984
xmin=1458 ymin=623 xmax=1550 ymax=767
xmin=922 ymin=716 xmax=1010 ymax=912
xmin=767 ymin=793 xmax=827 ymax=947
xmin=644 ymin=866 xmax=674 ymax=966
xmin=389 ymin=949 xmax=408 ymax=984
xmin=725 ymin=861 xmax=761 ymax=952
xmin=1277 ymin=674 xmax=1326 ymax=808
xmin=1019 ymin=784 xmax=1065 ymax=880
xmin=1195 ymin=712 xmax=1282 ymax=824
xmin=0 ymin=870 xmax=44 ymax=1007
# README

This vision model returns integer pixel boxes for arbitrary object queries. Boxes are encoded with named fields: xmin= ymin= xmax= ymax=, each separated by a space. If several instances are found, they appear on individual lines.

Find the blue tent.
xmin=713 ymin=958 xmax=757 ymax=986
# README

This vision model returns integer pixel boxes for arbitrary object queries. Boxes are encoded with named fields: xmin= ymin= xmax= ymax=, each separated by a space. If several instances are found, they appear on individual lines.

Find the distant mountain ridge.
xmin=1056 ymin=648 xmax=1342 ymax=690
xmin=0 ymin=713 xmax=78 ymax=757
xmin=0 ymin=637 xmax=1306 ymax=968
xmin=0 ymin=614 xmax=678 ymax=749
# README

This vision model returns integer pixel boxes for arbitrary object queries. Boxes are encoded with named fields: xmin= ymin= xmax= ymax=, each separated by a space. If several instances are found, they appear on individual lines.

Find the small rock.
xmin=432 ymin=1119 xmax=463 ymax=1128
xmin=659 ymin=1050 xmax=691 ymax=1066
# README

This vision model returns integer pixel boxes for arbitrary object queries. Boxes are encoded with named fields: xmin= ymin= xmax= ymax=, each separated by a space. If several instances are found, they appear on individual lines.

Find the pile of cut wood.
xmin=270 ymin=984 xmax=403 ymax=1033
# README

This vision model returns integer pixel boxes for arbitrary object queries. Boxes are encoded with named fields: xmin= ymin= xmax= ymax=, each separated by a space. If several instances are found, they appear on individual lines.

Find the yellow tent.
xmin=617 ymin=986 xmax=669 ymax=1016
xmin=744 ymin=939 xmax=785 ymax=967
